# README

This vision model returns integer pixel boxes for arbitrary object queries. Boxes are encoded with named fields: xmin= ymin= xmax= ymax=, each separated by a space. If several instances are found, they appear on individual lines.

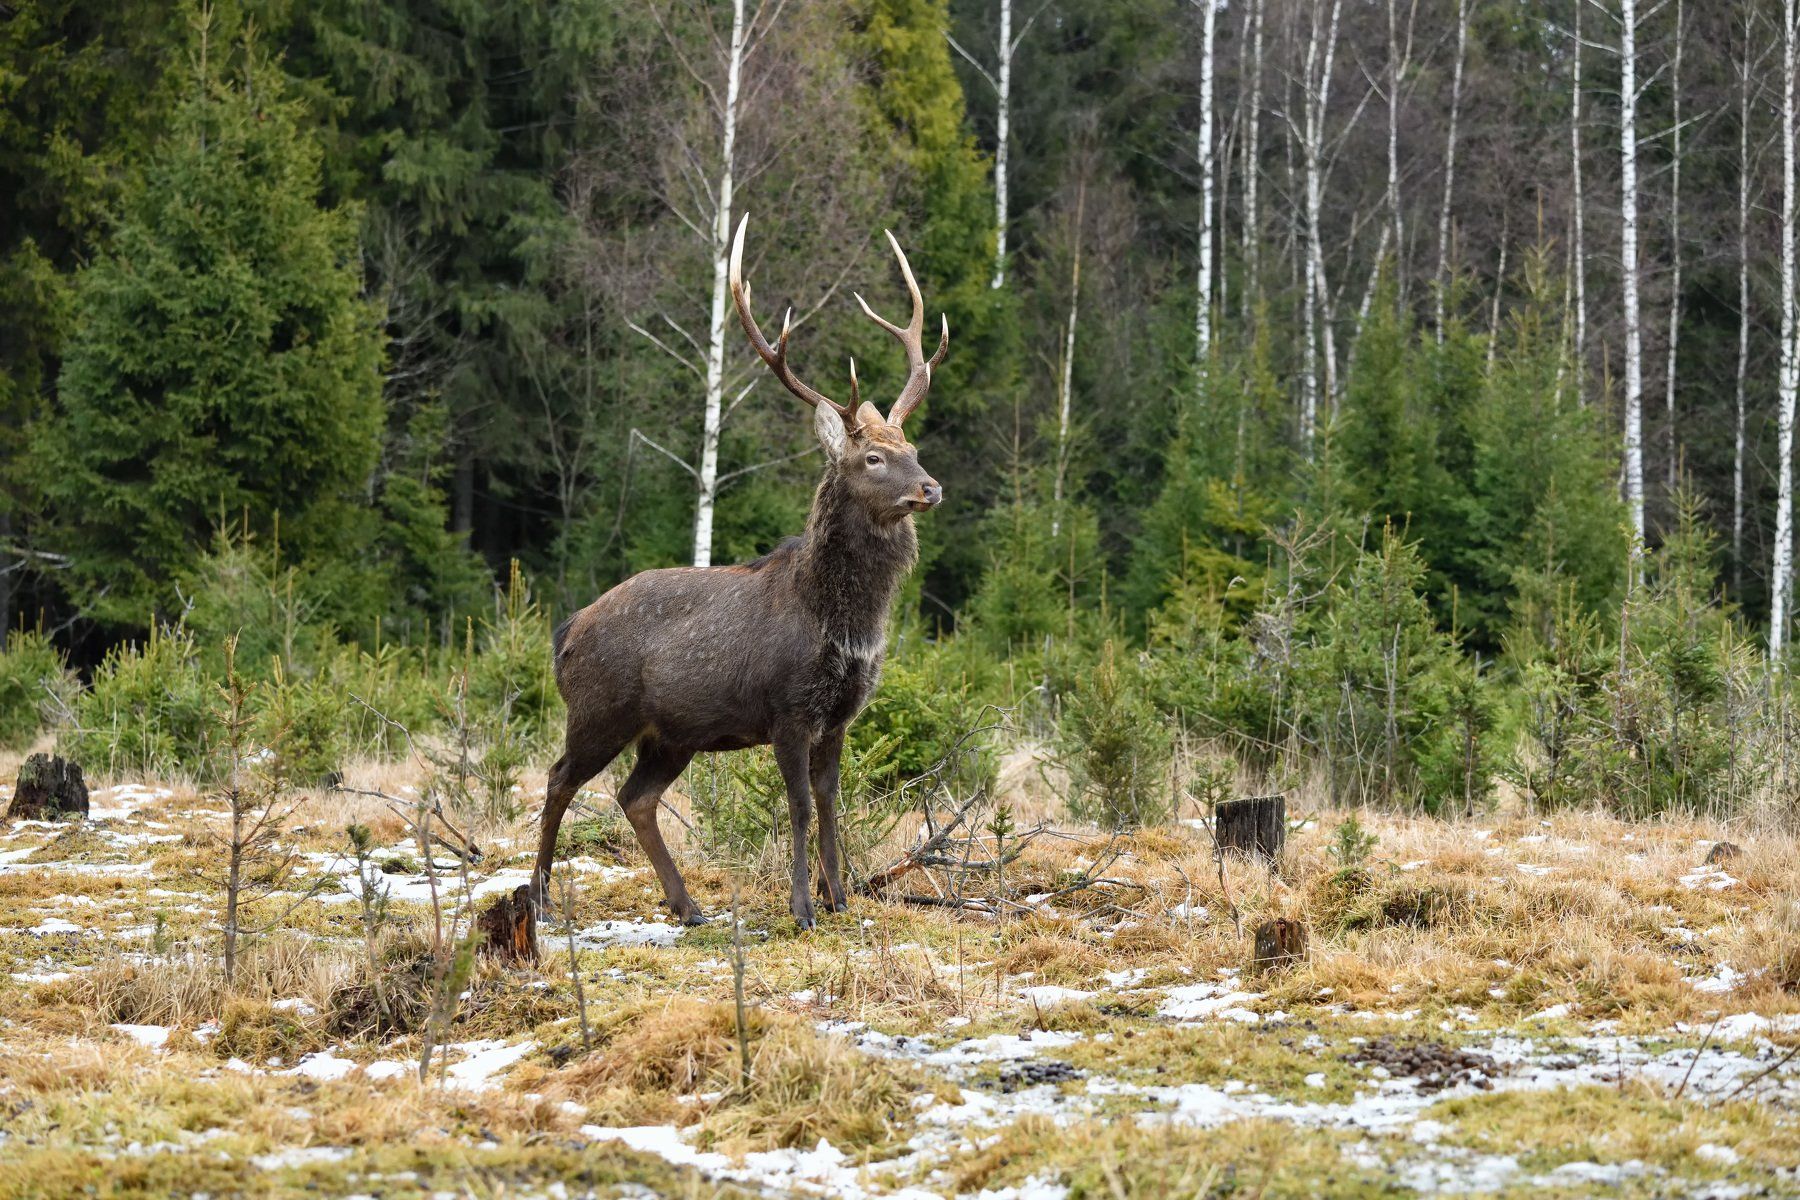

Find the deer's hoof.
xmin=680 ymin=910 xmax=709 ymax=927
xmin=791 ymin=897 xmax=816 ymax=931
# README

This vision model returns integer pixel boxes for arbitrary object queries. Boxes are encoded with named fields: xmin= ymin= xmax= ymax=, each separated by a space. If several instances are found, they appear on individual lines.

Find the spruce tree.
xmin=40 ymin=20 xmax=384 ymax=628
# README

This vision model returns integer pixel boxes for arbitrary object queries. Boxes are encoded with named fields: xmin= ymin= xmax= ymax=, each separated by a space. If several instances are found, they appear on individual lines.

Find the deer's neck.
xmin=793 ymin=471 xmax=917 ymax=645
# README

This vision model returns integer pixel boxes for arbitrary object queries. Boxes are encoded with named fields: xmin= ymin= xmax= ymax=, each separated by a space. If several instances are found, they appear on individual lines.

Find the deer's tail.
xmin=551 ymin=613 xmax=576 ymax=674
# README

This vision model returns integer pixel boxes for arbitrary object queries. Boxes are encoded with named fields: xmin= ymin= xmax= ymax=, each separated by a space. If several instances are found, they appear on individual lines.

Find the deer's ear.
xmin=814 ymin=401 xmax=848 ymax=460
xmin=854 ymin=401 xmax=885 ymax=432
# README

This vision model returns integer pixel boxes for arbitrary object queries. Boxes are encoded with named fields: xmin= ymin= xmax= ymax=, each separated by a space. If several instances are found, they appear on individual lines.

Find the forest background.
xmin=2 ymin=0 xmax=1797 ymax=823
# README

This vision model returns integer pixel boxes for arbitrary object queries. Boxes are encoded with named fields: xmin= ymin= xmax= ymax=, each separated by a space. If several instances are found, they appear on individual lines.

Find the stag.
xmin=532 ymin=215 xmax=948 ymax=929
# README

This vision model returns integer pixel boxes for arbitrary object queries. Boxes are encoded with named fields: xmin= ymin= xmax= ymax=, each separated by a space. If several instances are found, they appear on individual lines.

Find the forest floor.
xmin=0 ymin=747 xmax=1797 ymax=1199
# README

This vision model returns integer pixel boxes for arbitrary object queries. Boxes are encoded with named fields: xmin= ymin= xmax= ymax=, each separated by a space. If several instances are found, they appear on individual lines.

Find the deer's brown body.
xmin=533 ymin=216 xmax=947 ymax=928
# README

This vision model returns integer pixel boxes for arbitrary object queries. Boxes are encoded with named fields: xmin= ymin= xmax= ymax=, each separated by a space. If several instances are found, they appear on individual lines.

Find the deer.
xmin=531 ymin=214 xmax=948 ymax=930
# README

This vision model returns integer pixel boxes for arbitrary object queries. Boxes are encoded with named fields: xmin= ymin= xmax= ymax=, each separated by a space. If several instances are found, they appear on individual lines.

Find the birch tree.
xmin=1620 ymin=0 xmax=1646 ymax=552
xmin=1774 ymin=0 xmax=1798 ymax=656
xmin=1663 ymin=0 xmax=1685 ymax=502
xmin=627 ymin=0 xmax=873 ymax=568
xmin=1298 ymin=0 xmax=1346 ymax=450
xmin=1433 ymin=0 xmax=1468 ymax=345
xmin=948 ymin=0 xmax=1041 ymax=289
xmin=636 ymin=0 xmax=748 ymax=569
xmin=1195 ymin=0 xmax=1217 ymax=370
xmin=1736 ymin=4 xmax=1758 ymax=594
xmin=1241 ymin=0 xmax=1265 ymax=316
xmin=1385 ymin=0 xmax=1417 ymax=297
xmin=1053 ymin=181 xmax=1085 ymax=529
xmin=1570 ymin=0 xmax=1588 ymax=407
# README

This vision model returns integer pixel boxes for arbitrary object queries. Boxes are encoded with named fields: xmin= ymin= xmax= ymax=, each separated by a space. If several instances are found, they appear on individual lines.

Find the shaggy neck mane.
xmin=791 ymin=466 xmax=917 ymax=642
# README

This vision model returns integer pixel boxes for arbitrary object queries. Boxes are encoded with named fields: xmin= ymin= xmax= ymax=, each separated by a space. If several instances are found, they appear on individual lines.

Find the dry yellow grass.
xmin=2 ymin=755 xmax=1797 ymax=1197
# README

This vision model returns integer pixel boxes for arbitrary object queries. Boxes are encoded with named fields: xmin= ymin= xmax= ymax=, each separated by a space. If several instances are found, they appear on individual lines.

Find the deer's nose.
xmin=920 ymin=481 xmax=943 ymax=508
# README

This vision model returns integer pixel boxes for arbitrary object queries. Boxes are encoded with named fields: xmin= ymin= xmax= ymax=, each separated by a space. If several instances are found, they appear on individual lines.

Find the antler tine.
xmin=853 ymin=229 xmax=949 ymax=426
xmin=728 ymin=213 xmax=852 ymax=419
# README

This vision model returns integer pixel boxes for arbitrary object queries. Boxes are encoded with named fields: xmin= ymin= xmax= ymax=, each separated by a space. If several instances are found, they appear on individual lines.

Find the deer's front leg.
xmin=772 ymin=731 xmax=816 ymax=930
xmin=810 ymin=728 xmax=848 ymax=913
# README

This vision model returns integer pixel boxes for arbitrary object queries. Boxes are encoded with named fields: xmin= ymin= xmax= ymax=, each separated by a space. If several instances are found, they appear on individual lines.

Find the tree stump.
xmin=8 ymin=754 xmax=88 ymax=821
xmin=476 ymin=884 xmax=539 ymax=966
xmin=1214 ymin=794 xmax=1285 ymax=863
xmin=1251 ymin=917 xmax=1308 ymax=974
xmin=1704 ymin=841 xmax=1742 ymax=865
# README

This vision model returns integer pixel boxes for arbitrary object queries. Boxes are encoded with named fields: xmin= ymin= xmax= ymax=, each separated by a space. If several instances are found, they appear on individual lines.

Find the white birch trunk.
xmin=1196 ymin=0 xmax=1217 ymax=370
xmin=1299 ymin=0 xmax=1343 ymax=442
xmin=692 ymin=0 xmax=746 ymax=569
xmin=1309 ymin=0 xmax=1343 ymax=412
xmin=992 ymin=0 xmax=1013 ymax=288
xmin=1053 ymin=184 xmax=1085 ymax=535
xmin=1737 ymin=5 xmax=1754 ymax=595
xmin=1664 ymin=0 xmax=1685 ymax=500
xmin=1385 ymin=0 xmax=1411 ymax=298
xmin=1621 ymin=0 xmax=1646 ymax=553
xmin=1774 ymin=0 xmax=1799 ymax=655
xmin=1571 ymin=0 xmax=1587 ymax=407
xmin=1433 ymin=0 xmax=1468 ymax=345
xmin=1242 ymin=0 xmax=1264 ymax=316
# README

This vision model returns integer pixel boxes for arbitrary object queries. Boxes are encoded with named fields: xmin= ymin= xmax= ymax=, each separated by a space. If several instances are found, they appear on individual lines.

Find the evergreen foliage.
xmin=0 ymin=0 xmax=1791 ymax=825
xmin=37 ymin=21 xmax=385 ymax=628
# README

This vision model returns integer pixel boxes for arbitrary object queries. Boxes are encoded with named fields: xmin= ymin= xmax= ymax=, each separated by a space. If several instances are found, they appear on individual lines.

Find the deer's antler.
xmin=854 ymin=229 xmax=949 ymax=427
xmin=729 ymin=214 xmax=855 ymax=425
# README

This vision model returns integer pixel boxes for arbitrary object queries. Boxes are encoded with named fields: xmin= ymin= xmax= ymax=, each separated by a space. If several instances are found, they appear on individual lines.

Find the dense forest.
xmin=2 ymin=0 xmax=1799 ymax=818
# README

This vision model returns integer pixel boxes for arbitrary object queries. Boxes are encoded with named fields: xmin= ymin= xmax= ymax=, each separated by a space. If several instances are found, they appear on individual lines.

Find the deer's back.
xmin=554 ymin=561 xmax=873 ymax=751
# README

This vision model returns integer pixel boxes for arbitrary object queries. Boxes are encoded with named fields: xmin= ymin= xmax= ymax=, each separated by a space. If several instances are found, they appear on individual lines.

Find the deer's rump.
xmin=552 ymin=565 xmax=882 ymax=753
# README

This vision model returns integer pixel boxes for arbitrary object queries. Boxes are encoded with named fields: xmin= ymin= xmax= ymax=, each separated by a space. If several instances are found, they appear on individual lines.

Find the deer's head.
xmin=730 ymin=215 xmax=946 ymax=525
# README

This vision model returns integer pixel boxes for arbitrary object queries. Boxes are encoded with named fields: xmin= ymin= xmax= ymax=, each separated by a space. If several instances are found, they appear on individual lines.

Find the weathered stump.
xmin=8 ymin=754 xmax=88 ymax=821
xmin=1215 ymin=794 xmax=1285 ymax=863
xmin=1704 ymin=841 xmax=1743 ymax=865
xmin=1251 ymin=917 xmax=1308 ymax=974
xmin=477 ymin=884 xmax=539 ymax=966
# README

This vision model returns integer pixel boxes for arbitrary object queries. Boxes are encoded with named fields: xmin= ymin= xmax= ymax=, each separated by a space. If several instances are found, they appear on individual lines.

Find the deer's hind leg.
xmin=617 ymin=737 xmax=703 ymax=925
xmin=533 ymin=725 xmax=631 ymax=911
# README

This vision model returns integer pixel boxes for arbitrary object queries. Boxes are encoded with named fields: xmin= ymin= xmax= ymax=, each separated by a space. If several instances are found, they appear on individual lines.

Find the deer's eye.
xmin=865 ymin=453 xmax=884 ymax=467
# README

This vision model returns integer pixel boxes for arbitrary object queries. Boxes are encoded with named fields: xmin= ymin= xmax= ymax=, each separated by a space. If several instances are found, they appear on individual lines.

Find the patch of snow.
xmin=1686 ymin=963 xmax=1747 ymax=994
xmin=444 ymin=1039 xmax=536 ymax=1090
xmin=573 ymin=919 xmax=685 ymax=949
xmin=1693 ymin=1012 xmax=1800 ymax=1042
xmin=1679 ymin=868 xmax=1740 ymax=891
xmin=971 ymin=1176 xmax=1069 ymax=1200
xmin=0 ymin=859 xmax=154 ymax=877
xmin=1410 ymin=1118 xmax=1452 ymax=1143
xmin=364 ymin=1060 xmax=412 ymax=1081
xmin=250 ymin=1146 xmax=352 ymax=1172
xmin=1019 ymin=985 xmax=1095 ymax=1007
xmin=1696 ymin=1143 xmax=1740 ymax=1166
xmin=1525 ymin=1004 xmax=1573 ymax=1022
xmin=284 ymin=1050 xmax=358 ymax=1082
xmin=1516 ymin=864 xmax=1555 ymax=877
xmin=111 ymin=1023 xmax=171 ymax=1049
xmin=27 ymin=916 xmax=83 ymax=935
xmin=1157 ymin=982 xmax=1264 ymax=1023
